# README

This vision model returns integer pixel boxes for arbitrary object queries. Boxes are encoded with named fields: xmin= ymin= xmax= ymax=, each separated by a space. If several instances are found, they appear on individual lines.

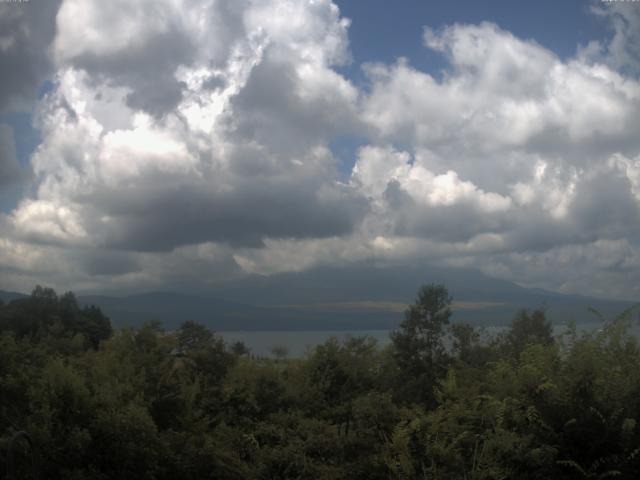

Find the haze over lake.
xmin=222 ymin=322 xmax=640 ymax=357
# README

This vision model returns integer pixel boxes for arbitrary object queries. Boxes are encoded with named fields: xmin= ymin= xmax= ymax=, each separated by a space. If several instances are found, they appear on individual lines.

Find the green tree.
xmin=390 ymin=284 xmax=452 ymax=407
xmin=502 ymin=308 xmax=554 ymax=357
xmin=0 ymin=287 xmax=112 ymax=350
xmin=178 ymin=320 xmax=214 ymax=351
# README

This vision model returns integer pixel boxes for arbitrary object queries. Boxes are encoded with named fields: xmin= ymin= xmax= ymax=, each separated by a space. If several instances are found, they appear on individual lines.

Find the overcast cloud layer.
xmin=0 ymin=0 xmax=639 ymax=300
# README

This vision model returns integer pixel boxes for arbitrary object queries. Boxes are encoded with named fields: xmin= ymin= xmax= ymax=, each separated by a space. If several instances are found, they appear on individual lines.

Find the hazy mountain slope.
xmin=2 ymin=265 xmax=634 ymax=330
xmin=79 ymin=265 xmax=636 ymax=330
xmin=0 ymin=290 xmax=28 ymax=303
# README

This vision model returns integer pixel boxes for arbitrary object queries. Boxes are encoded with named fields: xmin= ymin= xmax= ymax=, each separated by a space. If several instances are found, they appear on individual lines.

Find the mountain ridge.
xmin=2 ymin=265 xmax=636 ymax=330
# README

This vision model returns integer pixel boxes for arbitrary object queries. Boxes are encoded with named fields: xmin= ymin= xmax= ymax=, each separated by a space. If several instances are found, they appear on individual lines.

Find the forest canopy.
xmin=1 ymin=285 xmax=639 ymax=479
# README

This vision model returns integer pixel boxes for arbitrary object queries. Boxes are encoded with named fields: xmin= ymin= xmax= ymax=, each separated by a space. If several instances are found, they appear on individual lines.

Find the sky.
xmin=0 ymin=0 xmax=639 ymax=301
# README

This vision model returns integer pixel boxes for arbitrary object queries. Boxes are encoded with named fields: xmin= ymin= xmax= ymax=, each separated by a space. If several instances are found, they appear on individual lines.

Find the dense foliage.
xmin=1 ymin=285 xmax=639 ymax=479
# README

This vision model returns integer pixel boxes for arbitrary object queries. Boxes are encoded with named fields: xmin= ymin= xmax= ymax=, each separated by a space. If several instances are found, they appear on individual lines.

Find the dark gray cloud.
xmin=0 ymin=124 xmax=21 ymax=187
xmin=382 ymin=166 xmax=640 ymax=254
xmin=569 ymin=168 xmax=640 ymax=242
xmin=68 ymin=29 xmax=194 ymax=117
xmin=77 ymin=174 xmax=369 ymax=251
xmin=52 ymin=0 xmax=251 ymax=118
xmin=229 ymin=54 xmax=361 ymax=156
xmin=0 ymin=0 xmax=62 ymax=112
xmin=505 ymin=168 xmax=640 ymax=253
xmin=81 ymin=250 xmax=140 ymax=276
xmin=383 ymin=180 xmax=508 ymax=243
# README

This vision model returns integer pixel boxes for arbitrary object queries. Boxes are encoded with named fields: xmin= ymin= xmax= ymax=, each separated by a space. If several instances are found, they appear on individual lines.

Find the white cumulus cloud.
xmin=0 ymin=1 xmax=639 ymax=300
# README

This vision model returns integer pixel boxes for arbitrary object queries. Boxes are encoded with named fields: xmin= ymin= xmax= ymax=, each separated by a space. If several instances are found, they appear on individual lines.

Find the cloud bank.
xmin=0 ymin=0 xmax=639 ymax=300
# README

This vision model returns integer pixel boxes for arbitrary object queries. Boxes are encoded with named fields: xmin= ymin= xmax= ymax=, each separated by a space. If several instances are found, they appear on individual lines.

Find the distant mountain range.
xmin=1 ymin=265 xmax=636 ymax=330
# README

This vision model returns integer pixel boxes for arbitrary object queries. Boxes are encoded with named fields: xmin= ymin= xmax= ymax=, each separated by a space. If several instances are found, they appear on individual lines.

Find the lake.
xmin=220 ymin=321 xmax=634 ymax=357
xmin=221 ymin=330 xmax=391 ymax=357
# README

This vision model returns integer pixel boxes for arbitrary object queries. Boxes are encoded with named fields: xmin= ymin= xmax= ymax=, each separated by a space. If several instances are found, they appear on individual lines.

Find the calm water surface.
xmin=220 ymin=322 xmax=637 ymax=357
